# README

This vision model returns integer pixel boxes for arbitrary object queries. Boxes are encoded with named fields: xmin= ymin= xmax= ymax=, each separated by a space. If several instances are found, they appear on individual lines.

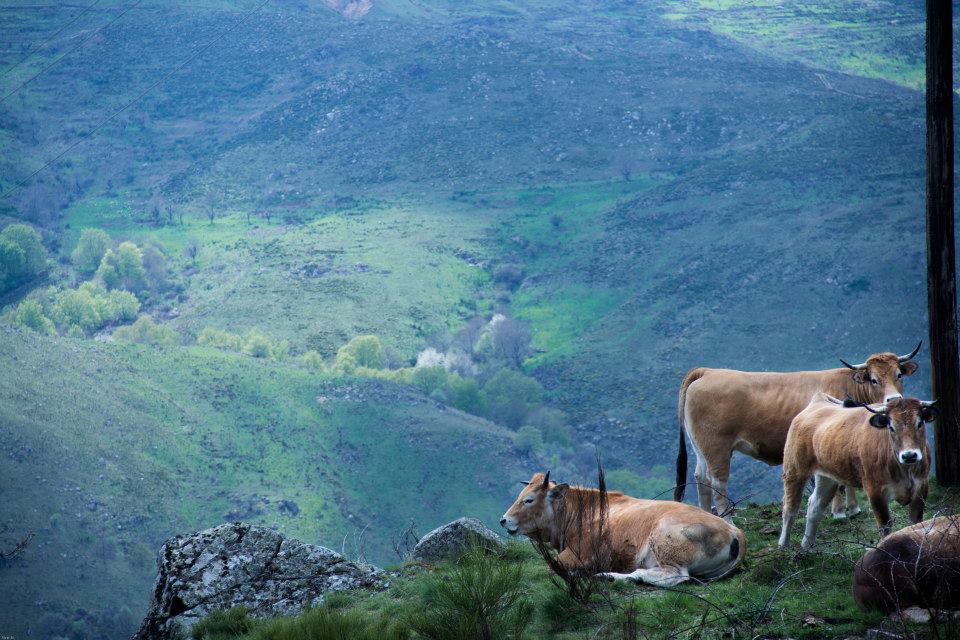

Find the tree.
xmin=334 ymin=335 xmax=387 ymax=372
xmin=0 ymin=237 xmax=26 ymax=291
xmin=14 ymin=299 xmax=55 ymax=335
xmin=96 ymin=242 xmax=146 ymax=292
xmin=184 ymin=239 xmax=200 ymax=264
xmin=481 ymin=369 xmax=543 ymax=428
xmin=1 ymin=224 xmax=46 ymax=275
xmin=926 ymin=0 xmax=960 ymax=484
xmin=71 ymin=228 xmax=111 ymax=274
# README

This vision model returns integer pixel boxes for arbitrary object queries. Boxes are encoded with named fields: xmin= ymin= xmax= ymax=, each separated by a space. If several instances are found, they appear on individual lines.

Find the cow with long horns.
xmin=500 ymin=471 xmax=746 ymax=586
xmin=778 ymin=394 xmax=936 ymax=549
xmin=675 ymin=344 xmax=921 ymax=520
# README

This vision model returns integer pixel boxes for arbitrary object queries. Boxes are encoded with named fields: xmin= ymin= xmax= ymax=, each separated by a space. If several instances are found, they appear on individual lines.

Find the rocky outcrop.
xmin=133 ymin=523 xmax=385 ymax=640
xmin=412 ymin=517 xmax=505 ymax=563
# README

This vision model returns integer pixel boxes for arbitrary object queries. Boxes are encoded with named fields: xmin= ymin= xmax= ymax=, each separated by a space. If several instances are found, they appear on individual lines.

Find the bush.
xmin=515 ymin=425 xmax=544 ymax=455
xmin=334 ymin=335 xmax=386 ymax=373
xmin=298 ymin=350 xmax=325 ymax=371
xmin=242 ymin=329 xmax=273 ymax=358
xmin=141 ymin=244 xmax=169 ymax=291
xmin=113 ymin=315 xmax=178 ymax=346
xmin=0 ymin=236 xmax=26 ymax=291
xmin=481 ymin=369 xmax=543 ymax=428
xmin=71 ymin=228 xmax=111 ymax=274
xmin=447 ymin=376 xmax=482 ymax=414
xmin=14 ymin=299 xmax=55 ymax=335
xmin=412 ymin=365 xmax=448 ymax=395
xmin=1 ymin=223 xmax=46 ymax=276
xmin=191 ymin=606 xmax=252 ymax=640
xmin=525 ymin=407 xmax=572 ymax=447
xmin=96 ymin=241 xmax=146 ymax=292
xmin=84 ymin=284 xmax=139 ymax=324
xmin=409 ymin=544 xmax=532 ymax=640
xmin=198 ymin=327 xmax=243 ymax=351
xmin=53 ymin=288 xmax=102 ymax=333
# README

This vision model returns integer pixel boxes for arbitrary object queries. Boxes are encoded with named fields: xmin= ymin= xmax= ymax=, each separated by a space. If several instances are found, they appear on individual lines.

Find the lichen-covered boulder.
xmin=133 ymin=523 xmax=385 ymax=639
xmin=412 ymin=517 xmax=505 ymax=563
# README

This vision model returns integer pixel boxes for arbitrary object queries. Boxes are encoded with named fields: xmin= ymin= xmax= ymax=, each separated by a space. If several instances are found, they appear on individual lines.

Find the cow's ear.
xmin=921 ymin=406 xmax=939 ymax=423
xmin=851 ymin=369 xmax=868 ymax=384
xmin=548 ymin=483 xmax=569 ymax=502
xmin=869 ymin=414 xmax=891 ymax=429
xmin=900 ymin=361 xmax=919 ymax=377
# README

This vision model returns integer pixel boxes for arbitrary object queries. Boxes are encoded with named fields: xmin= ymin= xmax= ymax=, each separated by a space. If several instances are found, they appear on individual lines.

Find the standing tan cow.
xmin=778 ymin=394 xmax=935 ymax=549
xmin=853 ymin=515 xmax=960 ymax=622
xmin=674 ymin=344 xmax=921 ymax=519
xmin=500 ymin=472 xmax=745 ymax=586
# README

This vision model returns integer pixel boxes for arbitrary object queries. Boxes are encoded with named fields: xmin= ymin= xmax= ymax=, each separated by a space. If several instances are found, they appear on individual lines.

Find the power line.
xmin=1 ymin=0 xmax=103 ymax=79
xmin=0 ymin=0 xmax=143 ymax=106
xmin=0 ymin=0 xmax=272 ymax=202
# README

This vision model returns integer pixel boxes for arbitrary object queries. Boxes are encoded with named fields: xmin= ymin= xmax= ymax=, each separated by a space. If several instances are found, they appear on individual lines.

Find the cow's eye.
xmin=897 ymin=372 xmax=902 ymax=379
xmin=871 ymin=378 xmax=878 ymax=385
xmin=523 ymin=497 xmax=534 ymax=504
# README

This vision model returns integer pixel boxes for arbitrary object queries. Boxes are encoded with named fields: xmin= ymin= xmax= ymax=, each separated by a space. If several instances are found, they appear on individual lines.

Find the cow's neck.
xmin=550 ymin=487 xmax=610 ymax=552
xmin=825 ymin=368 xmax=873 ymax=404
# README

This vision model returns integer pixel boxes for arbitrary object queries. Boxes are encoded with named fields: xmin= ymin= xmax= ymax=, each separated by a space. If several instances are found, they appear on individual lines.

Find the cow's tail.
xmin=674 ymin=368 xmax=707 ymax=502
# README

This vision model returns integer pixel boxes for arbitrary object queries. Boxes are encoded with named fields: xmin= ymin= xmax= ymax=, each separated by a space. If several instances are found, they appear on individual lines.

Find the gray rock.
xmin=412 ymin=517 xmax=505 ymax=563
xmin=133 ymin=522 xmax=385 ymax=640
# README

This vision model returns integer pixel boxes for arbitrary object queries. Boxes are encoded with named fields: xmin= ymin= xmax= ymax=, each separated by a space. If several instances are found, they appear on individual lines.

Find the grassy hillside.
xmin=194 ymin=486 xmax=960 ymax=640
xmin=0 ymin=327 xmax=544 ymax=639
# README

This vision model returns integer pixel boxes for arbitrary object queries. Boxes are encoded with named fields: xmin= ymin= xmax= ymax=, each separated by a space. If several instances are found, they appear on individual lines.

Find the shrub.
xmin=447 ymin=376 xmax=482 ymax=414
xmin=408 ymin=544 xmax=532 ymax=640
xmin=490 ymin=316 xmax=531 ymax=368
xmin=71 ymin=228 xmax=111 ymax=273
xmin=298 ymin=350 xmax=325 ymax=371
xmin=525 ymin=407 xmax=572 ymax=447
xmin=141 ymin=244 xmax=169 ymax=291
xmin=113 ymin=315 xmax=178 ymax=346
xmin=605 ymin=468 xmax=673 ymax=500
xmin=412 ymin=365 xmax=448 ymax=395
xmin=481 ymin=369 xmax=543 ymax=428
xmin=515 ymin=425 xmax=544 ymax=455
xmin=14 ymin=299 xmax=55 ymax=335
xmin=0 ymin=236 xmax=26 ymax=291
xmin=1 ymin=223 xmax=46 ymax=275
xmin=191 ymin=606 xmax=252 ymax=640
xmin=85 ymin=284 xmax=140 ymax=324
xmin=53 ymin=288 xmax=102 ymax=333
xmin=96 ymin=241 xmax=146 ymax=292
xmin=242 ymin=329 xmax=273 ymax=358
xmin=198 ymin=327 xmax=243 ymax=351
xmin=334 ymin=335 xmax=386 ymax=373
xmin=493 ymin=263 xmax=525 ymax=289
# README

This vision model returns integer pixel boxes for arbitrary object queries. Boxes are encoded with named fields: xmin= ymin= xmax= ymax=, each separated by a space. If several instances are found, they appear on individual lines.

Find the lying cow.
xmin=500 ymin=471 xmax=745 ymax=586
xmin=778 ymin=394 xmax=936 ymax=549
xmin=675 ymin=344 xmax=921 ymax=520
xmin=853 ymin=515 xmax=960 ymax=622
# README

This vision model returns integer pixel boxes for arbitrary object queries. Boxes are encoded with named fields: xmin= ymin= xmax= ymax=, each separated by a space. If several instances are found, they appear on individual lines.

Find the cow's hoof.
xmin=848 ymin=506 xmax=862 ymax=518
xmin=831 ymin=512 xmax=846 ymax=520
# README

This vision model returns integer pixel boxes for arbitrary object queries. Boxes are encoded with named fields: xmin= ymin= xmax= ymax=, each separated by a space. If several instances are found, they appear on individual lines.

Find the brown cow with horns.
xmin=500 ymin=472 xmax=745 ymax=586
xmin=675 ymin=344 xmax=921 ymax=519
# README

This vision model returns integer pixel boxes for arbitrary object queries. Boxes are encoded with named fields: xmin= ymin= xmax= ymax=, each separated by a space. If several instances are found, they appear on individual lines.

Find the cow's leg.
xmin=801 ymin=474 xmax=838 ymax=549
xmin=831 ymin=485 xmax=847 ymax=519
xmin=779 ymin=469 xmax=806 ymax=548
xmin=908 ymin=482 xmax=927 ymax=524
xmin=694 ymin=457 xmax=713 ymax=513
xmin=866 ymin=488 xmax=893 ymax=538
xmin=845 ymin=485 xmax=861 ymax=517
xmin=598 ymin=565 xmax=689 ymax=587
xmin=710 ymin=458 xmax=733 ymax=521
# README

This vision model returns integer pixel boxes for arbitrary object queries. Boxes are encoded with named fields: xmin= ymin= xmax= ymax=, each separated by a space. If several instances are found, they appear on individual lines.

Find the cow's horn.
xmin=541 ymin=471 xmax=550 ymax=488
xmin=921 ymin=399 xmax=939 ymax=408
xmin=519 ymin=480 xmax=530 ymax=485
xmin=898 ymin=341 xmax=922 ymax=363
xmin=839 ymin=358 xmax=868 ymax=371
xmin=859 ymin=402 xmax=886 ymax=415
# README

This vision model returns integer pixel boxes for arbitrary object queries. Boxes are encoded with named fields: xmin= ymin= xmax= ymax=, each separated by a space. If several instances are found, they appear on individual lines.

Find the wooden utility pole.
xmin=926 ymin=0 xmax=960 ymax=484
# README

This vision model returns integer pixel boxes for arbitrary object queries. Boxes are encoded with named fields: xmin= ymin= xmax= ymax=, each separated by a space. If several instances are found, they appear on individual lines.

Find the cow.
xmin=500 ymin=471 xmax=745 ymax=586
xmin=674 ymin=344 xmax=921 ymax=520
xmin=853 ymin=515 xmax=960 ymax=622
xmin=778 ymin=394 xmax=936 ymax=549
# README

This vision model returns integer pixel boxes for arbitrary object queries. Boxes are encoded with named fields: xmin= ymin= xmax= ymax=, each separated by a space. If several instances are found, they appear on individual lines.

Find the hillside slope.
xmin=0 ymin=328 xmax=539 ymax=639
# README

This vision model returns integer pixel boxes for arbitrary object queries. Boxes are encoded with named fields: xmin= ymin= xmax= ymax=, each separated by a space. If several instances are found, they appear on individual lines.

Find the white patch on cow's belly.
xmin=733 ymin=440 xmax=758 ymax=457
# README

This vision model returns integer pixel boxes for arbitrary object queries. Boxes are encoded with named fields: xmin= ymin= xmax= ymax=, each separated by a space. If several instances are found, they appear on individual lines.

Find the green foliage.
xmin=334 ymin=335 xmax=386 ymax=373
xmin=1 ymin=223 xmax=46 ymax=276
xmin=408 ymin=545 xmax=533 ymax=640
xmin=14 ymin=299 xmax=55 ymax=335
xmin=71 ymin=228 xmax=112 ymax=274
xmin=298 ymin=350 xmax=325 ymax=372
xmin=480 ymin=369 xmax=543 ymax=429
xmin=197 ymin=327 xmax=243 ymax=351
xmin=113 ymin=316 xmax=179 ymax=346
xmin=192 ymin=607 xmax=253 ymax=640
xmin=96 ymin=241 xmax=147 ymax=292
xmin=242 ymin=329 xmax=273 ymax=358
xmin=53 ymin=288 xmax=103 ymax=333
xmin=447 ymin=376 xmax=482 ymax=414
xmin=249 ymin=606 xmax=409 ymax=640
xmin=524 ymin=407 xmax=571 ymax=447
xmin=46 ymin=284 xmax=141 ymax=335
xmin=412 ymin=365 xmax=448 ymax=395
xmin=0 ymin=236 xmax=26 ymax=291
xmin=605 ymin=467 xmax=673 ymax=500
xmin=514 ymin=425 xmax=543 ymax=455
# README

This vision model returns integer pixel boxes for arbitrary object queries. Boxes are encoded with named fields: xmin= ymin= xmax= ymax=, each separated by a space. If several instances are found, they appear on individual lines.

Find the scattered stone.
xmin=412 ymin=517 xmax=504 ymax=563
xmin=132 ymin=522 xmax=385 ymax=640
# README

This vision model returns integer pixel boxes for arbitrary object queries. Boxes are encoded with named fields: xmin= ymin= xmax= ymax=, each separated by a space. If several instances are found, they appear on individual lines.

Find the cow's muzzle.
xmin=899 ymin=449 xmax=922 ymax=465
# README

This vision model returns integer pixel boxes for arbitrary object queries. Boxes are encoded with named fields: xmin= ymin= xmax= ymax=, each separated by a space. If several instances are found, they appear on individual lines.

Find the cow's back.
xmin=854 ymin=515 xmax=960 ymax=614
xmin=685 ymin=369 xmax=836 ymax=465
